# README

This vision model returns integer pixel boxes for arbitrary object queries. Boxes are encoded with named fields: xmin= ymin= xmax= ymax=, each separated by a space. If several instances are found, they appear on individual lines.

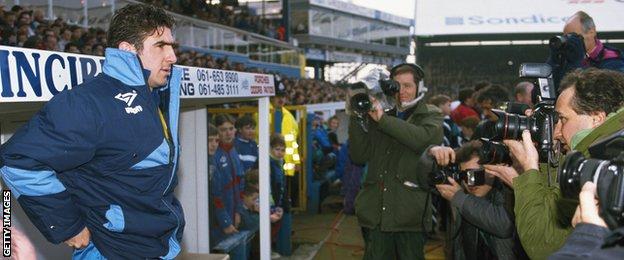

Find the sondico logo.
xmin=115 ymin=91 xmax=143 ymax=114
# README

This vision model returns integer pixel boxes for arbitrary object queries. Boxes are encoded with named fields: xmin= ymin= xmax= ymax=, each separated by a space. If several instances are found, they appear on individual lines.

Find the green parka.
xmin=513 ymin=107 xmax=624 ymax=260
xmin=349 ymin=101 xmax=444 ymax=232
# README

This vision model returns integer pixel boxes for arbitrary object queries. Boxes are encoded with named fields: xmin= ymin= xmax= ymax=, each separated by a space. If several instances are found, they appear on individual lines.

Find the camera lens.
xmin=559 ymin=151 xmax=613 ymax=199
xmin=350 ymin=93 xmax=371 ymax=115
xmin=478 ymin=139 xmax=512 ymax=165
xmin=494 ymin=112 xmax=531 ymax=140
xmin=379 ymin=79 xmax=400 ymax=96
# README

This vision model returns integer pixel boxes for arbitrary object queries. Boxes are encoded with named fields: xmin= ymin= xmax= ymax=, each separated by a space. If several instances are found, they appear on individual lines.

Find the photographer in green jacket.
xmin=348 ymin=64 xmax=443 ymax=259
xmin=485 ymin=68 xmax=624 ymax=259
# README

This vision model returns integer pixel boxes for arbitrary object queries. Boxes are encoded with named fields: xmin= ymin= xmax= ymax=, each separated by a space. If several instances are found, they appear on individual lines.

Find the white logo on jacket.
xmin=115 ymin=91 xmax=143 ymax=114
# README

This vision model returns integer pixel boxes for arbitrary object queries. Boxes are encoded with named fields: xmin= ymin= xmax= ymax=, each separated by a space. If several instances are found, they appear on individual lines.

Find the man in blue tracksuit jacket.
xmin=0 ymin=4 xmax=184 ymax=259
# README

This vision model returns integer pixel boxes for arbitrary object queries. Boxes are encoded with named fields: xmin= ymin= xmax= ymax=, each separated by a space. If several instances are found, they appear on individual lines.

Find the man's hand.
xmin=435 ymin=177 xmax=462 ymax=201
xmin=571 ymin=182 xmax=607 ymax=228
xmin=234 ymin=213 xmax=241 ymax=228
xmin=367 ymin=97 xmax=384 ymax=122
xmin=64 ymin=227 xmax=91 ymax=249
xmin=224 ymin=225 xmax=239 ymax=235
xmin=484 ymin=164 xmax=519 ymax=189
xmin=503 ymin=130 xmax=539 ymax=172
xmin=429 ymin=146 xmax=455 ymax=166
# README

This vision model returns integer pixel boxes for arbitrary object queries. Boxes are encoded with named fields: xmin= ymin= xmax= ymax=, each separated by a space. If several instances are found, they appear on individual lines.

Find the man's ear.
xmin=589 ymin=111 xmax=607 ymax=127
xmin=118 ymin=41 xmax=137 ymax=54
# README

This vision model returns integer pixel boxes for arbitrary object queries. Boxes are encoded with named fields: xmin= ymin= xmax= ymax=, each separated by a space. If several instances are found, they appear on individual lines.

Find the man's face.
xmin=243 ymin=192 xmax=259 ymax=210
xmin=239 ymin=125 xmax=255 ymax=141
xmin=554 ymin=87 xmax=603 ymax=152
xmin=271 ymin=95 xmax=286 ymax=108
xmin=459 ymin=156 xmax=493 ymax=197
xmin=271 ymin=145 xmax=285 ymax=159
xmin=18 ymin=13 xmax=30 ymax=26
xmin=218 ymin=122 xmax=236 ymax=144
xmin=328 ymin=118 xmax=339 ymax=131
xmin=394 ymin=72 xmax=418 ymax=104
xmin=563 ymin=15 xmax=597 ymax=53
xmin=439 ymin=101 xmax=452 ymax=116
xmin=137 ymin=27 xmax=178 ymax=89
xmin=208 ymin=136 xmax=219 ymax=155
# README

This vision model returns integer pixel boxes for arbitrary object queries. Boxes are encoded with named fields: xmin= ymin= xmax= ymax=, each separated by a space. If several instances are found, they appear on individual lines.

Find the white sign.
xmin=0 ymin=46 xmax=275 ymax=103
xmin=415 ymin=0 xmax=624 ymax=36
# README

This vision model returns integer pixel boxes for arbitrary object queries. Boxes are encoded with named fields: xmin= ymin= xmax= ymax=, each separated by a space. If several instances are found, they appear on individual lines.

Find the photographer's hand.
xmin=367 ymin=97 xmax=384 ymax=122
xmin=435 ymin=177 xmax=462 ymax=201
xmin=571 ymin=182 xmax=607 ymax=228
xmin=484 ymin=164 xmax=518 ymax=189
xmin=429 ymin=146 xmax=455 ymax=166
xmin=503 ymin=130 xmax=539 ymax=172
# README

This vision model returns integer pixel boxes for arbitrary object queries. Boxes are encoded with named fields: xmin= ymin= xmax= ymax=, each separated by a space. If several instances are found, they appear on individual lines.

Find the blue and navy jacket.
xmin=270 ymin=157 xmax=290 ymax=213
xmin=210 ymin=144 xmax=245 ymax=245
xmin=0 ymin=48 xmax=185 ymax=259
xmin=233 ymin=136 xmax=258 ymax=172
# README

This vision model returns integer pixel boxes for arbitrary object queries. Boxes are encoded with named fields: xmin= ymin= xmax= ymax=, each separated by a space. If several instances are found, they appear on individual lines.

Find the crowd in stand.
xmin=143 ymin=0 xmax=287 ymax=41
xmin=0 ymin=4 xmax=345 ymax=105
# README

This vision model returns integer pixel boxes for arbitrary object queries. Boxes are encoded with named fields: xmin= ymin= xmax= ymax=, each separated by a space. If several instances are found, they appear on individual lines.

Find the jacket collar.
xmin=102 ymin=48 xmax=150 ymax=88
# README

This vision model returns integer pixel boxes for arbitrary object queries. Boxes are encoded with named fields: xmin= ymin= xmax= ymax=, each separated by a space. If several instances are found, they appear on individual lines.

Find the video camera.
xmin=478 ymin=63 xmax=559 ymax=166
xmin=346 ymin=68 xmax=400 ymax=132
xmin=559 ymin=129 xmax=624 ymax=229
xmin=429 ymin=163 xmax=486 ymax=188
xmin=549 ymin=33 xmax=584 ymax=51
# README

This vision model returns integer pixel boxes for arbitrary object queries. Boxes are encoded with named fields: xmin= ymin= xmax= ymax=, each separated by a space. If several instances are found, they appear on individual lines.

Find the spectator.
xmin=514 ymin=81 xmax=534 ymax=107
xmin=269 ymin=133 xmax=291 ymax=256
xmin=451 ymin=88 xmax=480 ymax=124
xmin=234 ymin=114 xmax=259 ymax=172
xmin=430 ymin=94 xmax=462 ymax=148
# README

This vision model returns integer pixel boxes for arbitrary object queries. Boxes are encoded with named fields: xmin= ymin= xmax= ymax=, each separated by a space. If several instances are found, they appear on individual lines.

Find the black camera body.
xmin=549 ymin=33 xmax=584 ymax=51
xmin=349 ymin=79 xmax=400 ymax=116
xmin=430 ymin=163 xmax=486 ymax=187
xmin=559 ymin=129 xmax=624 ymax=229
xmin=478 ymin=63 xmax=559 ymax=166
xmin=478 ymin=138 xmax=513 ymax=165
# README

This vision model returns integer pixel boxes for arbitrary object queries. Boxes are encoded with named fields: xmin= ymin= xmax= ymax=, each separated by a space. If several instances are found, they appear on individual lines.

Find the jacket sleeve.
xmin=548 ymin=223 xmax=610 ymax=260
xmin=210 ymin=170 xmax=233 ymax=230
xmin=451 ymin=189 xmax=514 ymax=238
xmin=376 ymin=110 xmax=444 ymax=153
xmin=347 ymin=116 xmax=373 ymax=164
xmin=513 ymin=168 xmax=574 ymax=259
xmin=0 ymin=92 xmax=99 ymax=244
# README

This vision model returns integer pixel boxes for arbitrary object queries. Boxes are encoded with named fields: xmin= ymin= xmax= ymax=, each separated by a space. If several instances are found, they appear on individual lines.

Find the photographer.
xmin=488 ymin=68 xmax=624 ymax=259
xmin=549 ymin=182 xmax=624 ymax=259
xmin=349 ymin=63 xmax=443 ymax=259
xmin=549 ymin=11 xmax=624 ymax=90
xmin=425 ymin=142 xmax=522 ymax=260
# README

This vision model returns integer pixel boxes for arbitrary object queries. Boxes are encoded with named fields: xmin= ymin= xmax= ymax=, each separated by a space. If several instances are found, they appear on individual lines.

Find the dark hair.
xmin=107 ymin=4 xmax=175 ymax=51
xmin=458 ymin=88 xmax=475 ymax=103
xmin=473 ymin=81 xmax=491 ymax=92
xmin=454 ymin=141 xmax=482 ymax=164
xmin=208 ymin=123 xmax=218 ymax=137
xmin=560 ymin=68 xmax=624 ymax=115
xmin=476 ymin=84 xmax=510 ymax=107
xmin=214 ymin=113 xmax=236 ymax=127
xmin=429 ymin=94 xmax=452 ymax=107
xmin=270 ymin=133 xmax=286 ymax=148
xmin=235 ymin=114 xmax=256 ymax=129
xmin=245 ymin=169 xmax=259 ymax=188
xmin=243 ymin=184 xmax=259 ymax=197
